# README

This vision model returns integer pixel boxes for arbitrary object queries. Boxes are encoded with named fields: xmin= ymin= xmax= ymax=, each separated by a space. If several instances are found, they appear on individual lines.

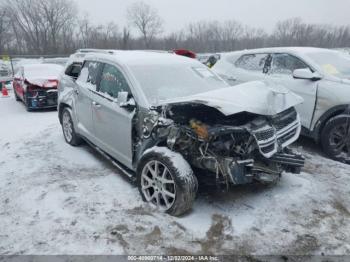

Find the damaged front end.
xmin=137 ymin=103 xmax=304 ymax=187
xmin=25 ymin=79 xmax=59 ymax=109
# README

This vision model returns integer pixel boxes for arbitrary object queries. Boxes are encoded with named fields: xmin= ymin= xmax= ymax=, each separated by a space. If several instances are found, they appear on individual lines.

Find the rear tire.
xmin=321 ymin=115 xmax=350 ymax=164
xmin=137 ymin=147 xmax=198 ymax=216
xmin=61 ymin=108 xmax=82 ymax=146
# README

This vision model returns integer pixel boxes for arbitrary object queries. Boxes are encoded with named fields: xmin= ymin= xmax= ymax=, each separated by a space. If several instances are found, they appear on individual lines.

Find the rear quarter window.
xmin=235 ymin=53 xmax=269 ymax=72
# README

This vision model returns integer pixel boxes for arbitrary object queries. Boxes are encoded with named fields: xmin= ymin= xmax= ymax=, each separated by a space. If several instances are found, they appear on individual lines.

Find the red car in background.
xmin=13 ymin=64 xmax=63 ymax=111
xmin=173 ymin=49 xmax=197 ymax=59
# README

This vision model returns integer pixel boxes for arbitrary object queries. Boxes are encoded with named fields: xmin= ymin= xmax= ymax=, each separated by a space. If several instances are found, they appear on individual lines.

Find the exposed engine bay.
xmin=135 ymin=103 xmax=305 ymax=187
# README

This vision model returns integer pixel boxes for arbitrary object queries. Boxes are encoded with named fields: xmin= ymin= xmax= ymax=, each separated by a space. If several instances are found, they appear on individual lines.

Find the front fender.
xmin=311 ymin=104 xmax=350 ymax=141
xmin=58 ymin=75 xmax=77 ymax=123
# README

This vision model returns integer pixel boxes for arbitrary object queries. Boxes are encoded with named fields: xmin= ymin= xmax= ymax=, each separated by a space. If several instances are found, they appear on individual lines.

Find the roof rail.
xmin=75 ymin=49 xmax=115 ymax=55
xmin=138 ymin=50 xmax=171 ymax=54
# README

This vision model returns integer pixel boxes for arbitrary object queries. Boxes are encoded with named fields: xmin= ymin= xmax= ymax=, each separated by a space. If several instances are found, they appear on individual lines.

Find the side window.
xmin=271 ymin=54 xmax=310 ymax=75
xmin=77 ymin=61 xmax=102 ymax=90
xmin=98 ymin=64 xmax=130 ymax=99
xmin=235 ymin=53 xmax=269 ymax=72
xmin=65 ymin=63 xmax=82 ymax=79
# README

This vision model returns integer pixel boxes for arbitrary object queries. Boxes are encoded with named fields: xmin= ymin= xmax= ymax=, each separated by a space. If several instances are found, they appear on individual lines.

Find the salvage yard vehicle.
xmin=0 ymin=62 xmax=12 ymax=87
xmin=173 ymin=49 xmax=197 ymax=59
xmin=213 ymin=47 xmax=350 ymax=163
xmin=13 ymin=64 xmax=63 ymax=111
xmin=58 ymin=51 xmax=304 ymax=216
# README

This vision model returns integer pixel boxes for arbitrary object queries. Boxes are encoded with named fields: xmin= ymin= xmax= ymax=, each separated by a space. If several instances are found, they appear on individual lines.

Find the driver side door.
xmin=268 ymin=53 xmax=318 ymax=129
xmin=90 ymin=62 xmax=135 ymax=169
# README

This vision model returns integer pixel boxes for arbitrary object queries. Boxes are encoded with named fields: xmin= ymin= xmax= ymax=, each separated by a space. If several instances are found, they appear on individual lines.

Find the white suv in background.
xmin=213 ymin=47 xmax=350 ymax=163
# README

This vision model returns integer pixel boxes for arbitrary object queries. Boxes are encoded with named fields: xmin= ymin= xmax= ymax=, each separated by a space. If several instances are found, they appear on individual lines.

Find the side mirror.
xmin=293 ymin=68 xmax=322 ymax=81
xmin=117 ymin=91 xmax=136 ymax=110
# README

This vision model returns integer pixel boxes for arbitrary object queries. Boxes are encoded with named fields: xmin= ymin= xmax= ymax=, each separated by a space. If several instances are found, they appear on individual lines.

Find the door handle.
xmin=92 ymin=101 xmax=101 ymax=109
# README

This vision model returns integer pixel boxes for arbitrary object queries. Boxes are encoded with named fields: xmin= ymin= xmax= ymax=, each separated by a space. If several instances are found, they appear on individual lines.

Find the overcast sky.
xmin=74 ymin=0 xmax=350 ymax=33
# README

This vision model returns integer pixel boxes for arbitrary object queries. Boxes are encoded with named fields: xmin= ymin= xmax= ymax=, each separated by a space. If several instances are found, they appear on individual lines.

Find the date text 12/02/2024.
xmin=127 ymin=256 xmax=220 ymax=261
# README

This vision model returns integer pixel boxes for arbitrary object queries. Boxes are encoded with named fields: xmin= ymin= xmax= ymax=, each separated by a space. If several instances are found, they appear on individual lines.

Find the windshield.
xmin=129 ymin=64 xmax=229 ymax=104
xmin=307 ymin=51 xmax=350 ymax=79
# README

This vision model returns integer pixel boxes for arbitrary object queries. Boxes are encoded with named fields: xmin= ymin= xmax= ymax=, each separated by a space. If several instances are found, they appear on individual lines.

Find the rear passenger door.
xmin=268 ymin=53 xmax=317 ymax=129
xmin=75 ymin=61 xmax=103 ymax=141
xmin=91 ymin=62 xmax=135 ymax=168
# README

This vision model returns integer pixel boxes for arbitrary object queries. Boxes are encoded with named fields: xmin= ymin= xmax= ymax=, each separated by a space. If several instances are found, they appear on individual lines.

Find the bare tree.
xmin=121 ymin=27 xmax=132 ymax=50
xmin=40 ymin=0 xmax=77 ymax=52
xmin=5 ymin=0 xmax=77 ymax=54
xmin=77 ymin=17 xmax=121 ymax=49
xmin=178 ymin=20 xmax=244 ymax=52
xmin=77 ymin=16 xmax=92 ymax=48
xmin=0 ymin=2 xmax=12 ymax=54
xmin=274 ymin=18 xmax=310 ymax=46
xmin=241 ymin=26 xmax=268 ymax=49
xmin=126 ymin=1 xmax=163 ymax=48
xmin=5 ymin=0 xmax=44 ymax=53
xmin=2 ymin=3 xmax=350 ymax=56
xmin=221 ymin=20 xmax=244 ymax=51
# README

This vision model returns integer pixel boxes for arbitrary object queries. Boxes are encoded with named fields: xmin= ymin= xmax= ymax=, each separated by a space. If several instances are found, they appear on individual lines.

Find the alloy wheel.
xmin=141 ymin=160 xmax=176 ymax=210
xmin=329 ymin=123 xmax=350 ymax=157
xmin=62 ymin=111 xmax=73 ymax=143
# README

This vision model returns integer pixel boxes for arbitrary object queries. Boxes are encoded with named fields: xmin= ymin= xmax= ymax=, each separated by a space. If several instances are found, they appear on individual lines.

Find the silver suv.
xmin=58 ymin=50 xmax=304 ymax=216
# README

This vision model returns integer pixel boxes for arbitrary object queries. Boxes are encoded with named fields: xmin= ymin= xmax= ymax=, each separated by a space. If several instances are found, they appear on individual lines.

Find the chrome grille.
xmin=278 ymin=129 xmax=297 ymax=145
xmin=251 ymin=109 xmax=300 ymax=158
xmin=273 ymin=108 xmax=298 ymax=131
xmin=254 ymin=127 xmax=275 ymax=141
xmin=261 ymin=144 xmax=276 ymax=154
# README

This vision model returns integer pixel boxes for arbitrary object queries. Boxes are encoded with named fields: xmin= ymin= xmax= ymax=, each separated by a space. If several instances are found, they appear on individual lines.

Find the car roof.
xmin=221 ymin=47 xmax=338 ymax=57
xmin=85 ymin=50 xmax=201 ymax=67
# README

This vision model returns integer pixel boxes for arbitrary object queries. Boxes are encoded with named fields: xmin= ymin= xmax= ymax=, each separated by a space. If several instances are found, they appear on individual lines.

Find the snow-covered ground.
xmin=0 ymin=90 xmax=350 ymax=255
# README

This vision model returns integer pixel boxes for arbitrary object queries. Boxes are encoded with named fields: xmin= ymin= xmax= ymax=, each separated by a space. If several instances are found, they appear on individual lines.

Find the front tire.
xmin=61 ymin=108 xmax=82 ymax=146
xmin=321 ymin=115 xmax=350 ymax=164
xmin=137 ymin=147 xmax=198 ymax=216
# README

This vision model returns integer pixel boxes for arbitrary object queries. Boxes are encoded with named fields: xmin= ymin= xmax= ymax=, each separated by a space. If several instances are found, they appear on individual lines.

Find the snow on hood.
xmin=159 ymin=80 xmax=304 ymax=116
xmin=24 ymin=64 xmax=63 ymax=87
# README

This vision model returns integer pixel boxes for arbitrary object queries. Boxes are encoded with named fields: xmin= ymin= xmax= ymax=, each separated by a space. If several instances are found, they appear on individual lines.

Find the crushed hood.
xmin=159 ymin=81 xmax=304 ymax=116
xmin=25 ymin=78 xmax=58 ymax=88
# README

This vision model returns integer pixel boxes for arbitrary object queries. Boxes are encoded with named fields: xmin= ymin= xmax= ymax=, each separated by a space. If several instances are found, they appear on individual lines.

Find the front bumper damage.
xmin=27 ymin=89 xmax=58 ymax=109
xmin=165 ymin=106 xmax=304 ymax=187
xmin=138 ymin=102 xmax=305 ymax=188
xmin=192 ymin=148 xmax=304 ymax=185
